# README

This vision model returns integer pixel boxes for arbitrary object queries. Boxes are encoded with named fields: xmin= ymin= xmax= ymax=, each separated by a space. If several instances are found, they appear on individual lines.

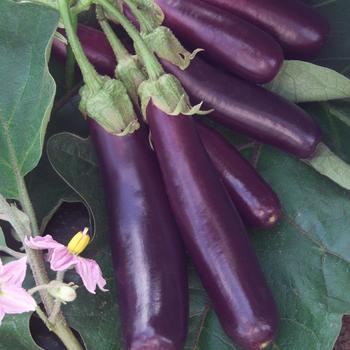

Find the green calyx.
xmin=138 ymin=74 xmax=211 ymax=119
xmin=140 ymin=26 xmax=203 ymax=70
xmin=116 ymin=55 xmax=147 ymax=105
xmin=80 ymin=76 xmax=140 ymax=136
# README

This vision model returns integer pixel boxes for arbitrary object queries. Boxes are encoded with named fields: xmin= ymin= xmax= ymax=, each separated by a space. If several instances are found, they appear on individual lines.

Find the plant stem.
xmin=96 ymin=5 xmax=130 ymax=61
xmin=36 ymin=306 xmax=54 ymax=331
xmin=49 ymin=271 xmax=66 ymax=323
xmin=1 ymin=108 xmax=83 ymax=350
xmin=123 ymin=0 xmax=154 ymax=34
xmin=94 ymin=0 xmax=164 ymax=80
xmin=65 ymin=12 xmax=78 ymax=90
xmin=58 ymin=0 xmax=101 ymax=92
xmin=0 ymin=246 xmax=26 ymax=259
xmin=28 ymin=284 xmax=49 ymax=295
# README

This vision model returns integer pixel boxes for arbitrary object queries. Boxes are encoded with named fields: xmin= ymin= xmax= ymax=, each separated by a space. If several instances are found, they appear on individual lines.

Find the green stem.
xmin=96 ymin=5 xmax=130 ymax=61
xmin=35 ymin=306 xmax=54 ymax=331
xmin=1 ymin=114 xmax=82 ymax=350
xmin=94 ymin=0 xmax=164 ymax=80
xmin=123 ymin=0 xmax=154 ymax=34
xmin=49 ymin=271 xmax=66 ymax=323
xmin=58 ymin=0 xmax=101 ymax=92
xmin=65 ymin=12 xmax=78 ymax=90
xmin=28 ymin=284 xmax=49 ymax=295
xmin=71 ymin=0 xmax=92 ymax=15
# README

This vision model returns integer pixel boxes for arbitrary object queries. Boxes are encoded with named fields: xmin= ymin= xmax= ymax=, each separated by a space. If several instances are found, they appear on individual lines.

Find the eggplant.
xmin=162 ymin=56 xmax=322 ymax=159
xmin=89 ymin=119 xmax=188 ymax=350
xmin=52 ymin=25 xmax=322 ymax=159
xmin=146 ymin=102 xmax=279 ymax=350
xmin=153 ymin=0 xmax=283 ymax=83
xmin=202 ymin=0 xmax=329 ymax=58
xmin=197 ymin=123 xmax=281 ymax=229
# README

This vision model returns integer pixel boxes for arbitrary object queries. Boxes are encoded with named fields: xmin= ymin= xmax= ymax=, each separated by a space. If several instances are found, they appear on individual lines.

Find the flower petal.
xmin=75 ymin=258 xmax=108 ymax=294
xmin=49 ymin=246 xmax=77 ymax=271
xmin=0 ymin=257 xmax=27 ymax=287
xmin=0 ymin=286 xmax=36 ymax=314
xmin=0 ymin=308 xmax=5 ymax=325
xmin=24 ymin=235 xmax=63 ymax=250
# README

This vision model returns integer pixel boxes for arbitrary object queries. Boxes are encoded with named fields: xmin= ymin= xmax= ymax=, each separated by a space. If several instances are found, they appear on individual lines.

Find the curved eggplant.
xmin=154 ymin=0 xmax=283 ymax=83
xmin=89 ymin=120 xmax=188 ymax=350
xmin=197 ymin=123 xmax=281 ymax=229
xmin=162 ymin=56 xmax=322 ymax=159
xmin=146 ymin=102 xmax=279 ymax=350
xmin=202 ymin=0 xmax=329 ymax=58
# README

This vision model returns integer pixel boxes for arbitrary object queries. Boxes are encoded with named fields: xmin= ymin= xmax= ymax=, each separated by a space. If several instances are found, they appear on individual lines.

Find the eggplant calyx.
xmin=140 ymin=26 xmax=203 ymax=70
xmin=138 ymin=73 xmax=211 ymax=119
xmin=79 ymin=76 xmax=140 ymax=136
xmin=116 ymin=55 xmax=147 ymax=106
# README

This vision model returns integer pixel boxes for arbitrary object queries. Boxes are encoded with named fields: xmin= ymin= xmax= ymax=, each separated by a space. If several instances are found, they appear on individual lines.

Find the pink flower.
xmin=25 ymin=228 xmax=107 ymax=294
xmin=0 ymin=257 xmax=36 ymax=325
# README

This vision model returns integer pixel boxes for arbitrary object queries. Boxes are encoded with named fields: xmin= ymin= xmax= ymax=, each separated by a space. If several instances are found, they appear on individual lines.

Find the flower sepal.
xmin=79 ymin=76 xmax=140 ymax=136
xmin=138 ymin=74 xmax=212 ymax=119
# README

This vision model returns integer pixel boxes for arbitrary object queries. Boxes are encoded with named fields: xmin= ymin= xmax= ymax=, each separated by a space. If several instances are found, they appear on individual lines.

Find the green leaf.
xmin=47 ymin=129 xmax=350 ymax=350
xmin=0 ymin=314 xmax=42 ymax=350
xmin=304 ymin=143 xmax=350 ymax=190
xmin=26 ymin=95 xmax=88 ymax=230
xmin=0 ymin=0 xmax=58 ymax=199
xmin=265 ymin=60 xmax=350 ymax=102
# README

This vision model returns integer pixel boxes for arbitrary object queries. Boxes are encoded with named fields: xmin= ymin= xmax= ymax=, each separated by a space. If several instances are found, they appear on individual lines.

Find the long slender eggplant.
xmin=89 ymin=119 xmax=188 ymax=350
xmin=197 ymin=123 xmax=281 ymax=229
xmin=202 ymin=0 xmax=329 ymax=58
xmin=153 ymin=0 xmax=283 ymax=83
xmin=52 ymin=26 xmax=322 ymax=159
xmin=146 ymin=102 xmax=279 ymax=350
xmin=162 ymin=56 xmax=322 ymax=159
xmin=53 ymin=25 xmax=116 ymax=76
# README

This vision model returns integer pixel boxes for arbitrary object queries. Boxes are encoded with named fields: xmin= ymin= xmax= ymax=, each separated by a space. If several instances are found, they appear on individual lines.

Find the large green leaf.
xmin=26 ymin=95 xmax=88 ymax=230
xmin=0 ymin=0 xmax=58 ymax=199
xmin=0 ymin=314 xmax=42 ymax=350
xmin=47 ymin=127 xmax=350 ymax=350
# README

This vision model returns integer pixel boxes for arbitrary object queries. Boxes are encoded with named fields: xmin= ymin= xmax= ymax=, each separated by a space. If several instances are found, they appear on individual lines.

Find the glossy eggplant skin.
xmin=88 ymin=119 xmax=188 ymax=350
xmin=147 ymin=102 xmax=279 ymax=350
xmin=162 ymin=56 xmax=322 ymax=159
xmin=202 ymin=0 xmax=329 ymax=58
xmin=197 ymin=123 xmax=281 ymax=229
xmin=154 ymin=0 xmax=283 ymax=83
xmin=52 ymin=24 xmax=116 ymax=76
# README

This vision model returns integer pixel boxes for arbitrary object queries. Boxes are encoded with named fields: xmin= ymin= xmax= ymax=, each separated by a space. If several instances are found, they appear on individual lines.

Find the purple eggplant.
xmin=146 ymin=102 xmax=279 ymax=350
xmin=197 ymin=123 xmax=281 ymax=229
xmin=89 ymin=119 xmax=188 ymax=350
xmin=52 ymin=25 xmax=322 ymax=159
xmin=153 ymin=0 xmax=283 ymax=83
xmin=202 ymin=0 xmax=329 ymax=58
xmin=162 ymin=56 xmax=322 ymax=159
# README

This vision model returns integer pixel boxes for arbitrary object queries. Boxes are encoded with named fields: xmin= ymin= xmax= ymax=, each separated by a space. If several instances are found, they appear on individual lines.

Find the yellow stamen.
xmin=67 ymin=227 xmax=90 ymax=255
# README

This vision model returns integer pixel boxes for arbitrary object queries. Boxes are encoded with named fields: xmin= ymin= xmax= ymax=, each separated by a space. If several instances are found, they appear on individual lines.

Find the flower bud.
xmin=48 ymin=281 xmax=77 ymax=303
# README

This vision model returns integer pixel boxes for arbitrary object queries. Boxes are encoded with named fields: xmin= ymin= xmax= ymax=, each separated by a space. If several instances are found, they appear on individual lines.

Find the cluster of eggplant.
xmin=53 ymin=1 xmax=329 ymax=349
